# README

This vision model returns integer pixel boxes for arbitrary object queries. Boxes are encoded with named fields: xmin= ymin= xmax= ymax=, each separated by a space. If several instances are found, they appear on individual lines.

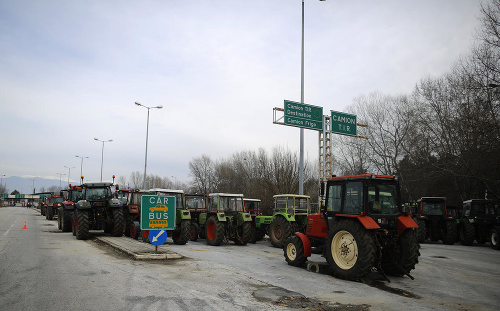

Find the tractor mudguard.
xmin=255 ymin=215 xmax=273 ymax=228
xmin=108 ymin=198 xmax=122 ymax=208
xmin=75 ymin=200 xmax=92 ymax=210
xmin=236 ymin=212 xmax=252 ymax=227
xmin=275 ymin=212 xmax=296 ymax=222
xmin=62 ymin=201 xmax=75 ymax=210
xmin=336 ymin=214 xmax=381 ymax=230
xmin=397 ymin=215 xmax=419 ymax=235
xmin=295 ymin=232 xmax=312 ymax=258
xmin=176 ymin=209 xmax=191 ymax=224
xmin=128 ymin=205 xmax=139 ymax=214
xmin=216 ymin=213 xmax=227 ymax=222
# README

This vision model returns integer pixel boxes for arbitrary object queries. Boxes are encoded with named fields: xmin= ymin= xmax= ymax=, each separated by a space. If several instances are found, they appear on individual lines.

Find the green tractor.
xmin=147 ymin=189 xmax=191 ymax=245
xmin=459 ymin=199 xmax=500 ymax=249
xmin=411 ymin=197 xmax=457 ymax=245
xmin=256 ymin=194 xmax=312 ymax=248
xmin=185 ymin=194 xmax=207 ymax=241
xmin=199 ymin=193 xmax=252 ymax=246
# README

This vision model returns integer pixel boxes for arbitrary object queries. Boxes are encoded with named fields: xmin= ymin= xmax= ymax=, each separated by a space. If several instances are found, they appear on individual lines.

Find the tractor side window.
xmin=344 ymin=182 xmax=363 ymax=214
xmin=275 ymin=197 xmax=287 ymax=213
xmin=327 ymin=184 xmax=342 ymax=212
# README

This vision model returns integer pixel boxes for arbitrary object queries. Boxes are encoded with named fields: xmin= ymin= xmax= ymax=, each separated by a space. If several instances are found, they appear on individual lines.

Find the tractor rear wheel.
xmin=190 ymin=223 xmax=200 ymax=241
xmin=75 ymin=209 xmax=90 ymax=240
xmin=490 ymin=228 xmax=500 ymax=250
xmin=442 ymin=220 xmax=457 ymax=245
xmin=460 ymin=219 xmax=475 ymax=246
xmin=269 ymin=216 xmax=292 ymax=248
xmin=206 ymin=216 xmax=225 ymax=246
xmin=62 ymin=209 xmax=73 ymax=232
xmin=325 ymin=219 xmax=376 ymax=280
xmin=415 ymin=218 xmax=426 ymax=243
xmin=382 ymin=228 xmax=420 ymax=277
xmin=284 ymin=235 xmax=307 ymax=267
xmin=57 ymin=208 xmax=62 ymax=230
xmin=172 ymin=220 xmax=190 ymax=245
xmin=111 ymin=208 xmax=125 ymax=237
xmin=234 ymin=222 xmax=252 ymax=245
xmin=47 ymin=206 xmax=54 ymax=220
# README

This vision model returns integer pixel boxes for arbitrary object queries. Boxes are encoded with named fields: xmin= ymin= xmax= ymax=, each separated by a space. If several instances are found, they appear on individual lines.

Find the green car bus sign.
xmin=140 ymin=195 xmax=176 ymax=231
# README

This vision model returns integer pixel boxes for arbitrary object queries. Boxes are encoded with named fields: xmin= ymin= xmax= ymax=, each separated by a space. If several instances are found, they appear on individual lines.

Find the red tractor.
xmin=284 ymin=174 xmax=420 ymax=281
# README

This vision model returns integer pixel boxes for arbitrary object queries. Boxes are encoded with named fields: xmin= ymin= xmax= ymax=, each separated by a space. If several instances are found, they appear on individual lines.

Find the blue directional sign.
xmin=148 ymin=229 xmax=168 ymax=246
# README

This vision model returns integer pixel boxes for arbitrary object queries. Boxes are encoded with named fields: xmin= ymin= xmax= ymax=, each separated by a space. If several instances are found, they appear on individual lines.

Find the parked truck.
xmin=284 ymin=174 xmax=420 ymax=281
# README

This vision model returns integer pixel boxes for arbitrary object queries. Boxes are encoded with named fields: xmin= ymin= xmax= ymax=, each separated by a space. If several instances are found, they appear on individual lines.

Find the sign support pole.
xmin=299 ymin=0 xmax=305 ymax=195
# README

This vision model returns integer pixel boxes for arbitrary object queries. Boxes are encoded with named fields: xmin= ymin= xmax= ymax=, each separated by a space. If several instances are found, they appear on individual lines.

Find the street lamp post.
xmin=299 ymin=0 xmax=326 ymax=195
xmin=135 ymin=102 xmax=163 ymax=189
xmin=94 ymin=138 xmax=113 ymax=182
xmin=64 ymin=166 xmax=75 ymax=185
xmin=75 ymin=155 xmax=89 ymax=182
xmin=1 ymin=174 xmax=5 ymax=191
xmin=56 ymin=173 xmax=65 ymax=188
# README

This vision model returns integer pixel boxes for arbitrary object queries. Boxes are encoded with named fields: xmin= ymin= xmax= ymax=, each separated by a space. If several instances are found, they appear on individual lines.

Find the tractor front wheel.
xmin=234 ymin=222 xmax=252 ymax=245
xmin=206 ymin=216 xmax=225 ymax=246
xmin=415 ymin=218 xmax=426 ymax=243
xmin=130 ymin=221 xmax=141 ymax=240
xmin=284 ymin=235 xmax=307 ymax=267
xmin=442 ymin=220 xmax=457 ymax=245
xmin=269 ymin=216 xmax=292 ymax=248
xmin=62 ymin=209 xmax=73 ymax=232
xmin=325 ymin=220 xmax=376 ymax=280
xmin=190 ymin=223 xmax=200 ymax=241
xmin=490 ymin=228 xmax=500 ymax=250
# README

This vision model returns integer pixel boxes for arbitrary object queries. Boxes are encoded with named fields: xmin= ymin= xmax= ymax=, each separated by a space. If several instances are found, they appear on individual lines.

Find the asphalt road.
xmin=1 ymin=205 xmax=499 ymax=311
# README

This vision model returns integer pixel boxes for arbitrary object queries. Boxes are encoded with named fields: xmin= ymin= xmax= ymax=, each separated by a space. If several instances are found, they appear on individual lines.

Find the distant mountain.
xmin=1 ymin=176 xmax=71 ymax=195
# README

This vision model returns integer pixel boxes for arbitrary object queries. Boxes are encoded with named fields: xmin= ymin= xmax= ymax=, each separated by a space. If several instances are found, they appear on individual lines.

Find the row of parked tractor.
xmin=36 ymin=174 xmax=500 ymax=281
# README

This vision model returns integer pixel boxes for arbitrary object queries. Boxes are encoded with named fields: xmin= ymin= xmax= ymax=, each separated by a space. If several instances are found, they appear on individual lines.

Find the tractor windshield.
xmin=218 ymin=196 xmax=244 ymax=212
xmin=367 ymin=183 xmax=399 ymax=215
xmin=469 ymin=201 xmax=496 ymax=216
xmin=186 ymin=196 xmax=205 ymax=210
xmin=70 ymin=190 xmax=82 ymax=202
xmin=422 ymin=201 xmax=445 ymax=216
xmin=274 ymin=196 xmax=310 ymax=216
xmin=52 ymin=197 xmax=64 ymax=203
xmin=86 ymin=187 xmax=111 ymax=201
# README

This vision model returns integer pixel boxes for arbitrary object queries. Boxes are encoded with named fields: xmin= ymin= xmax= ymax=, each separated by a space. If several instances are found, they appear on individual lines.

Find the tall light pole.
xmin=1 ymin=174 xmax=5 ymax=191
xmin=75 ymin=155 xmax=89 ymax=181
xmin=64 ymin=166 xmax=75 ymax=185
xmin=171 ymin=175 xmax=177 ymax=188
xmin=299 ymin=0 xmax=326 ymax=195
xmin=135 ymin=102 xmax=163 ymax=189
xmin=56 ymin=173 xmax=65 ymax=188
xmin=94 ymin=138 xmax=113 ymax=182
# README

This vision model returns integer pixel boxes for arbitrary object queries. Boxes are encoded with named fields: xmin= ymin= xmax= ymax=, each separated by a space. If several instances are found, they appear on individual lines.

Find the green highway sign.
xmin=284 ymin=100 xmax=323 ymax=131
xmin=331 ymin=110 xmax=357 ymax=136
xmin=1 ymin=194 xmax=8 ymax=198
xmin=140 ymin=195 xmax=176 ymax=230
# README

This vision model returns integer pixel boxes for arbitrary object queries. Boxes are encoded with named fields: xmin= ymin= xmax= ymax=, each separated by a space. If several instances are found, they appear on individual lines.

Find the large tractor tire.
xmin=284 ymin=235 xmax=307 ymax=267
xmin=325 ymin=219 xmax=376 ymax=280
xmin=62 ymin=209 xmax=73 ymax=232
xmin=111 ymin=208 xmax=125 ymax=237
xmin=124 ymin=214 xmax=131 ymax=237
xmin=415 ymin=218 xmax=426 ymax=243
xmin=206 ymin=216 xmax=225 ymax=246
xmin=75 ymin=209 xmax=90 ymax=240
xmin=442 ymin=220 xmax=457 ymax=245
xmin=382 ymin=229 xmax=420 ymax=277
xmin=130 ymin=221 xmax=141 ymax=240
xmin=172 ymin=219 xmax=190 ymax=245
xmin=57 ymin=209 xmax=63 ymax=230
xmin=190 ymin=223 xmax=200 ymax=241
xmin=234 ymin=222 xmax=252 ymax=245
xmin=41 ymin=205 xmax=46 ymax=216
xmin=47 ymin=206 xmax=54 ymax=220
xmin=490 ymin=228 xmax=500 ymax=250
xmin=269 ymin=216 xmax=293 ymax=248
xmin=460 ymin=219 xmax=475 ymax=246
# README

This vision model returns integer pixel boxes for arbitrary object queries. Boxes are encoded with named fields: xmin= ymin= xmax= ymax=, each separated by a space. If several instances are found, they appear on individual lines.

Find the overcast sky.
xmin=0 ymin=0 xmax=487 ymax=185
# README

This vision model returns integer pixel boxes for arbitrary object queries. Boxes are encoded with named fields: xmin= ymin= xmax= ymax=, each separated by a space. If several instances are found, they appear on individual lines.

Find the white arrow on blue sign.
xmin=148 ymin=229 xmax=168 ymax=246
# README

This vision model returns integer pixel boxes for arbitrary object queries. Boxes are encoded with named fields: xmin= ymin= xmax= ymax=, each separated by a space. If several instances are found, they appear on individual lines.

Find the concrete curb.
xmin=96 ymin=236 xmax=183 ymax=260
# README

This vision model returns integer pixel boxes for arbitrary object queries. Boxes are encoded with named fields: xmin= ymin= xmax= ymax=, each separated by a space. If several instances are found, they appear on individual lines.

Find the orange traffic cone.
xmin=22 ymin=221 xmax=27 ymax=229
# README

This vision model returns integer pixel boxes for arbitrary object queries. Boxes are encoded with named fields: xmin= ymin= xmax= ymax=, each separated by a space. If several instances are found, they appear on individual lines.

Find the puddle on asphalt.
xmin=253 ymin=285 xmax=370 ymax=310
